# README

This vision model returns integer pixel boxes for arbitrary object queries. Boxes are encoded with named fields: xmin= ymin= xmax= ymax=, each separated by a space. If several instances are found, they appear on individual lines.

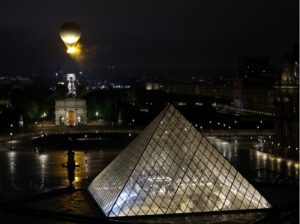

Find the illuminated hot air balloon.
xmin=59 ymin=22 xmax=81 ymax=54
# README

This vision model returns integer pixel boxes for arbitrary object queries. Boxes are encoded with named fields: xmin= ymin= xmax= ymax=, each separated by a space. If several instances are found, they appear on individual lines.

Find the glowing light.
xmin=8 ymin=151 xmax=16 ymax=174
xmin=61 ymin=35 xmax=80 ymax=44
xmin=67 ymin=46 xmax=77 ymax=54
xmin=8 ymin=151 xmax=16 ymax=159
xmin=39 ymin=154 xmax=48 ymax=162
xmin=59 ymin=23 xmax=81 ymax=49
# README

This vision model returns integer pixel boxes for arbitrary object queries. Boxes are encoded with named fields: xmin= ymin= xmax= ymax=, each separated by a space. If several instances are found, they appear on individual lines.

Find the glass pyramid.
xmin=88 ymin=104 xmax=271 ymax=217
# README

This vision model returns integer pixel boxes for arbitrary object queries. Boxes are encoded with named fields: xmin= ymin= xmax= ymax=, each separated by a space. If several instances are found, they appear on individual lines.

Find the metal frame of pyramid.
xmin=88 ymin=104 xmax=271 ymax=217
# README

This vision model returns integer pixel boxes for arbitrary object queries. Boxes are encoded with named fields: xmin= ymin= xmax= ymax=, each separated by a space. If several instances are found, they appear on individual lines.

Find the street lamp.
xmin=10 ymin=132 xmax=13 ymax=150
xmin=41 ymin=112 xmax=47 ymax=129
xmin=35 ymin=121 xmax=38 ymax=136
xmin=256 ymin=125 xmax=260 ymax=137
xmin=95 ymin=111 xmax=99 ymax=124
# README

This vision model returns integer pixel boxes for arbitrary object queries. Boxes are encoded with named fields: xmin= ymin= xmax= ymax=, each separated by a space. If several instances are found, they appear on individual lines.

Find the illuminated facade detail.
xmin=88 ymin=104 xmax=271 ymax=217
xmin=67 ymin=73 xmax=76 ymax=96
xmin=55 ymin=98 xmax=87 ymax=125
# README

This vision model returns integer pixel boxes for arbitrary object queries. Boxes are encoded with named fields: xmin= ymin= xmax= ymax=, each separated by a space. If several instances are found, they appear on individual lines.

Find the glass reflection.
xmin=89 ymin=107 xmax=271 ymax=217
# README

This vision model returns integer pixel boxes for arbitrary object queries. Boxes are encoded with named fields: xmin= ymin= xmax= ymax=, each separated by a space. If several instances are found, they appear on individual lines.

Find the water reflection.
xmin=84 ymin=152 xmax=89 ymax=180
xmin=8 ymin=151 xmax=16 ymax=175
xmin=0 ymin=146 xmax=121 ymax=202
xmin=38 ymin=154 xmax=48 ymax=186
xmin=208 ymin=137 xmax=299 ymax=180
xmin=0 ymin=136 xmax=298 ymax=202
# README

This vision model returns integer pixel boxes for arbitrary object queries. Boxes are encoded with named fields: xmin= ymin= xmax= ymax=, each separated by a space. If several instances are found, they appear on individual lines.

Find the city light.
xmin=0 ymin=3 xmax=298 ymax=222
xmin=67 ymin=46 xmax=77 ymax=54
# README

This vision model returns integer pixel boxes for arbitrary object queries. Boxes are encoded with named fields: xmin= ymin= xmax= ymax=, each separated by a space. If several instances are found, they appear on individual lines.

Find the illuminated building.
xmin=67 ymin=73 xmax=77 ymax=96
xmin=55 ymin=98 xmax=87 ymax=125
xmin=88 ymin=104 xmax=271 ymax=217
xmin=273 ymin=57 xmax=299 ymax=150
xmin=55 ymin=73 xmax=87 ymax=126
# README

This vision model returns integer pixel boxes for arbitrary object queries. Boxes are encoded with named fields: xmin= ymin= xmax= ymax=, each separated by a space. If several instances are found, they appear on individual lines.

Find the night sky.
xmin=0 ymin=0 xmax=298 ymax=74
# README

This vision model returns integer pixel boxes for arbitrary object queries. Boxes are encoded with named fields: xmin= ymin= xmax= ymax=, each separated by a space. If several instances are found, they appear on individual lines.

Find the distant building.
xmin=67 ymin=74 xmax=77 ymax=96
xmin=273 ymin=57 xmax=299 ymax=150
xmin=238 ymin=55 xmax=273 ymax=80
xmin=55 ymin=73 xmax=87 ymax=126
xmin=0 ymin=76 xmax=33 ymax=90
xmin=55 ymin=98 xmax=87 ymax=125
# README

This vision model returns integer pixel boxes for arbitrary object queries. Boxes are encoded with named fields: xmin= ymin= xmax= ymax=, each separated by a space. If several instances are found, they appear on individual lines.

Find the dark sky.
xmin=0 ymin=0 xmax=298 ymax=74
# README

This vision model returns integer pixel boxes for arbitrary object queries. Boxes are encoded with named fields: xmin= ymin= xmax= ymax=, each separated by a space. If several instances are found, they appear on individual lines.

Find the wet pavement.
xmin=0 ymin=134 xmax=298 ymax=223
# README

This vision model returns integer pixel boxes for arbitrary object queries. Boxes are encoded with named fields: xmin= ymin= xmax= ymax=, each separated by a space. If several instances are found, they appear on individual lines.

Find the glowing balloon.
xmin=59 ymin=23 xmax=81 ymax=54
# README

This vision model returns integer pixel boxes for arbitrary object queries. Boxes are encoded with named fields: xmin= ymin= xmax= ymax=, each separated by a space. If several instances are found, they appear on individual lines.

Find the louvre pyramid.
xmin=88 ymin=104 xmax=271 ymax=217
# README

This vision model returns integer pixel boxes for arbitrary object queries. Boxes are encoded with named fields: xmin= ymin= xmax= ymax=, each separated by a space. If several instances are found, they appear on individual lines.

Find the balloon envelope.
xmin=59 ymin=23 xmax=81 ymax=48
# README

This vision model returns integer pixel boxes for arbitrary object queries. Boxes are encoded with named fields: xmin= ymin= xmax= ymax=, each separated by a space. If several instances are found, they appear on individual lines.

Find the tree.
xmin=25 ymin=100 xmax=39 ymax=121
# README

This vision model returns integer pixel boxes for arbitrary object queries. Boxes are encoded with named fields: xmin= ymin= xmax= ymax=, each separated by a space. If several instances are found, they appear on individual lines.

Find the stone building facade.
xmin=55 ymin=98 xmax=87 ymax=125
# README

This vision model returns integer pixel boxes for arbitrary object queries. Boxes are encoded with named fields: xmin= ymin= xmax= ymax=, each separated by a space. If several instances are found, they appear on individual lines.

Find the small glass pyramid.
xmin=88 ymin=104 xmax=271 ymax=217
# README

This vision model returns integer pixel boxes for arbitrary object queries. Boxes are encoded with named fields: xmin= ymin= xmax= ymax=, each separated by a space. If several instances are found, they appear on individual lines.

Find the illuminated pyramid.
xmin=88 ymin=104 xmax=271 ymax=217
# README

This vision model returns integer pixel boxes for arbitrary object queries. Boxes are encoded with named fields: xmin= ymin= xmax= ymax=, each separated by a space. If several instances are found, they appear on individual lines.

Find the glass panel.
xmin=89 ymin=104 xmax=271 ymax=217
